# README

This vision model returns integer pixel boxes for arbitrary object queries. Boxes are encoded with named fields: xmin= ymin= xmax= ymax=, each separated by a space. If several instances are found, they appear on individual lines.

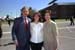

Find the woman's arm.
xmin=52 ymin=22 xmax=58 ymax=37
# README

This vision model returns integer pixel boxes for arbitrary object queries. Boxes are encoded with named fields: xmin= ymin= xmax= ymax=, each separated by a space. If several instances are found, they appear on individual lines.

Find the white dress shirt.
xmin=23 ymin=16 xmax=31 ymax=24
xmin=30 ymin=22 xmax=43 ymax=43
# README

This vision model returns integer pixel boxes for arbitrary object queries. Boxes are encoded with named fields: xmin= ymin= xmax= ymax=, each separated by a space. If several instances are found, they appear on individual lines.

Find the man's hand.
xmin=14 ymin=40 xmax=18 ymax=46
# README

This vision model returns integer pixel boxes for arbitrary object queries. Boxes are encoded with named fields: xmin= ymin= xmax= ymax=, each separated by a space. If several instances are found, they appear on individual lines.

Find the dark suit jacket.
xmin=12 ymin=16 xmax=31 ymax=46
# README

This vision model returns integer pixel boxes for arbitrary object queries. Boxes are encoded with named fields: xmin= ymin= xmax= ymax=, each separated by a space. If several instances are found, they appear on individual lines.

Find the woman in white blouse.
xmin=30 ymin=12 xmax=43 ymax=50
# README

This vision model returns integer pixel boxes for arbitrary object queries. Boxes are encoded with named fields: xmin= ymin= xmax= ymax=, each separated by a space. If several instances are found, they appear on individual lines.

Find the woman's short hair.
xmin=31 ymin=12 xmax=41 ymax=22
xmin=45 ymin=10 xmax=51 ymax=16
xmin=45 ymin=10 xmax=51 ymax=14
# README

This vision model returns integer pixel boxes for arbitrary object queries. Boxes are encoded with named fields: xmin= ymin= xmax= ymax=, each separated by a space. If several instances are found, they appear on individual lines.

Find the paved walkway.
xmin=0 ymin=21 xmax=75 ymax=50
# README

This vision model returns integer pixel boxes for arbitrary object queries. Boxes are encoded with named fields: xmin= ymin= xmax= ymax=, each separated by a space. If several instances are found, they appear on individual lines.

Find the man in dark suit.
xmin=0 ymin=19 xmax=2 ymax=46
xmin=12 ymin=7 xmax=31 ymax=50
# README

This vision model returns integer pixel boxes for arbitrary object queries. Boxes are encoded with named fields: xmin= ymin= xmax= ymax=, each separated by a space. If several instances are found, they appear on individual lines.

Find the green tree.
xmin=29 ymin=7 xmax=36 ymax=17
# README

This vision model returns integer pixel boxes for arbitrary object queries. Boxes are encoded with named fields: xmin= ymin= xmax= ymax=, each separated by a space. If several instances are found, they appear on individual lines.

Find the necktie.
xmin=24 ymin=17 xmax=28 ymax=30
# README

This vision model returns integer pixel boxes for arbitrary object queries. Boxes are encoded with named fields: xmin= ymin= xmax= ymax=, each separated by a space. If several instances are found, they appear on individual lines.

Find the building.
xmin=39 ymin=2 xmax=75 ymax=19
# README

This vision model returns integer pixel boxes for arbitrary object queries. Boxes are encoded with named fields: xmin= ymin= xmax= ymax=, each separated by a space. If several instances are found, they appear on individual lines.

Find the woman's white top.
xmin=30 ymin=22 xmax=43 ymax=43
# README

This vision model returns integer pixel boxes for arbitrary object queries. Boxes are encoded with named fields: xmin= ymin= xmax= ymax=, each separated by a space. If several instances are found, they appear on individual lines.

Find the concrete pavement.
xmin=0 ymin=21 xmax=75 ymax=50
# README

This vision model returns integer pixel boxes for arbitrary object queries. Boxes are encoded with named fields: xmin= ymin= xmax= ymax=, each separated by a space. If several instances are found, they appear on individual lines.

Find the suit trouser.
xmin=30 ymin=42 xmax=43 ymax=50
xmin=16 ymin=44 xmax=30 ymax=50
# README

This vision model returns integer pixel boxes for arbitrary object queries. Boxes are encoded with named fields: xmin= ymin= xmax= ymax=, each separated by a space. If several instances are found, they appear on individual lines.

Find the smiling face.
xmin=21 ymin=7 xmax=29 ymax=17
xmin=33 ymin=12 xmax=41 ymax=22
xmin=34 ymin=15 xmax=40 ymax=21
xmin=22 ymin=8 xmax=29 ymax=17
xmin=45 ymin=13 xmax=51 ymax=21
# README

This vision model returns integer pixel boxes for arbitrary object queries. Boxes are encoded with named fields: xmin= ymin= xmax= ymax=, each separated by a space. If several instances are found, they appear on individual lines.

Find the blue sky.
xmin=0 ymin=0 xmax=75 ymax=18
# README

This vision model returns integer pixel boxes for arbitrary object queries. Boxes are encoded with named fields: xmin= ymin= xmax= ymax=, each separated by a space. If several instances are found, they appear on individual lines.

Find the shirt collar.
xmin=22 ymin=16 xmax=28 ymax=19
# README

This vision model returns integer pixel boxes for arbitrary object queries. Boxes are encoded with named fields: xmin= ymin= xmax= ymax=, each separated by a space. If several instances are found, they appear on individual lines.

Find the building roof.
xmin=48 ymin=0 xmax=57 ymax=4
xmin=57 ymin=2 xmax=75 ymax=5
xmin=39 ymin=2 xmax=75 ymax=12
